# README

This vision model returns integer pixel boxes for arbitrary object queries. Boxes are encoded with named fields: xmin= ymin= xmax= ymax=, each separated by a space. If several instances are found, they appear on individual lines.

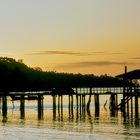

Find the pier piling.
xmin=80 ymin=95 xmax=82 ymax=115
xmin=131 ymin=97 xmax=133 ymax=116
xmin=135 ymin=93 xmax=139 ymax=118
xmin=2 ymin=95 xmax=7 ymax=120
xmin=68 ymin=95 xmax=70 ymax=117
xmin=20 ymin=95 xmax=25 ymax=119
xmin=53 ymin=95 xmax=56 ymax=120
xmin=38 ymin=95 xmax=43 ymax=120
xmin=94 ymin=94 xmax=100 ymax=117
xmin=110 ymin=94 xmax=116 ymax=117
xmin=76 ymin=95 xmax=79 ymax=118
xmin=61 ymin=95 xmax=63 ymax=120
xmin=82 ymin=95 xmax=86 ymax=115
xmin=71 ymin=95 xmax=74 ymax=118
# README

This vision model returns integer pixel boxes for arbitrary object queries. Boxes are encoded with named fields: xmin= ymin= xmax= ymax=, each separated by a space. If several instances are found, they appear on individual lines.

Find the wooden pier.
xmin=0 ymin=85 xmax=139 ymax=122
xmin=0 ymin=68 xmax=140 ymax=123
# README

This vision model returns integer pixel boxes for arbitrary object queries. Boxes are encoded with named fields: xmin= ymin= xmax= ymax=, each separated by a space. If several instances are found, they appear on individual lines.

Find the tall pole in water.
xmin=122 ymin=66 xmax=127 ymax=114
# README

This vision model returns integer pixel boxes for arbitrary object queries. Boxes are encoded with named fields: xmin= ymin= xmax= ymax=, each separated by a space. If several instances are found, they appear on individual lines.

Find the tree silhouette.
xmin=0 ymin=57 xmax=132 ymax=93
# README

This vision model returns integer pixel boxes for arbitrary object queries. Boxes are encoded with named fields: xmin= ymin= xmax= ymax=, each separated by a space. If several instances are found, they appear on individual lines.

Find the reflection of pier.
xmin=0 ymin=68 xmax=140 ymax=123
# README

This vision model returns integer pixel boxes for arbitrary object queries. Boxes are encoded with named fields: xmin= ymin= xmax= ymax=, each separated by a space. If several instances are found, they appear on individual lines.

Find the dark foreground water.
xmin=0 ymin=96 xmax=140 ymax=140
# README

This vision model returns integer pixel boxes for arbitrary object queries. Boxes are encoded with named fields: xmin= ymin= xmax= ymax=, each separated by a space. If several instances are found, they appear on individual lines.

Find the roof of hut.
xmin=116 ymin=69 xmax=140 ymax=79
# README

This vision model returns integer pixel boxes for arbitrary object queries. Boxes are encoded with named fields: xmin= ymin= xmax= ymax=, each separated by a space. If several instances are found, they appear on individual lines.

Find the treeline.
xmin=0 ymin=57 xmax=130 ymax=92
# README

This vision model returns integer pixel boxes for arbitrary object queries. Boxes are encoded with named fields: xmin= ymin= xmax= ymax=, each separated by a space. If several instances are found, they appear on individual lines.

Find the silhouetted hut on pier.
xmin=116 ymin=68 xmax=140 ymax=118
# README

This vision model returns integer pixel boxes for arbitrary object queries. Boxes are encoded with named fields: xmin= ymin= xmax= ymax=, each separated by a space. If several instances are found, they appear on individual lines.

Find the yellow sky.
xmin=0 ymin=0 xmax=140 ymax=76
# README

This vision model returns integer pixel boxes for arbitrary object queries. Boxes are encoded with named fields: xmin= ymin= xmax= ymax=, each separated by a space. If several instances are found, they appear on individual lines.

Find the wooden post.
xmin=41 ymin=95 xmax=44 ymax=119
xmin=87 ymin=94 xmax=91 ymax=113
xmin=0 ymin=96 xmax=1 ymax=114
xmin=135 ymin=93 xmax=138 ymax=118
xmin=76 ymin=95 xmax=78 ymax=112
xmin=53 ymin=95 xmax=56 ymax=120
xmin=38 ymin=95 xmax=42 ymax=120
xmin=71 ymin=95 xmax=74 ymax=118
xmin=2 ymin=95 xmax=7 ymax=121
xmin=127 ymin=98 xmax=129 ymax=117
xmin=82 ymin=95 xmax=84 ymax=112
xmin=53 ymin=95 xmax=56 ymax=110
xmin=80 ymin=94 xmax=82 ymax=115
xmin=20 ymin=95 xmax=25 ymax=119
xmin=82 ymin=95 xmax=85 ymax=114
xmin=58 ymin=95 xmax=60 ymax=113
xmin=121 ymin=99 xmax=126 ymax=118
xmin=110 ymin=94 xmax=116 ymax=117
xmin=131 ymin=97 xmax=133 ymax=117
xmin=94 ymin=94 xmax=100 ymax=117
xmin=115 ymin=94 xmax=118 ymax=107
xmin=121 ymin=98 xmax=125 ymax=112
xmin=122 ymin=66 xmax=127 ymax=112
xmin=82 ymin=95 xmax=83 ymax=114
xmin=115 ymin=94 xmax=118 ymax=116
xmin=61 ymin=95 xmax=63 ymax=120
xmin=76 ymin=95 xmax=79 ymax=118
xmin=84 ymin=95 xmax=86 ymax=109
xmin=68 ymin=95 xmax=70 ymax=118
xmin=87 ymin=88 xmax=92 ymax=115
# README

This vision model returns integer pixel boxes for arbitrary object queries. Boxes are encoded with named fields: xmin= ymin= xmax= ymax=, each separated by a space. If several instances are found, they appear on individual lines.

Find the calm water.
xmin=0 ymin=96 xmax=140 ymax=140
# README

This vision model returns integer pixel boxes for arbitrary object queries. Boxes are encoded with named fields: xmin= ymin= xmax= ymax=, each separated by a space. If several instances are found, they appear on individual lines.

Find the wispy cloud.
xmin=109 ymin=52 xmax=124 ymax=55
xmin=25 ymin=50 xmax=124 ymax=56
xmin=56 ymin=61 xmax=136 ymax=69
xmin=25 ymin=51 xmax=90 ymax=56
xmin=132 ymin=57 xmax=140 ymax=59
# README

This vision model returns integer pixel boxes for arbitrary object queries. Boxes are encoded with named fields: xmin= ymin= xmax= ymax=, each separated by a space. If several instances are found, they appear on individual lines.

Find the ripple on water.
xmin=0 ymin=124 xmax=111 ymax=140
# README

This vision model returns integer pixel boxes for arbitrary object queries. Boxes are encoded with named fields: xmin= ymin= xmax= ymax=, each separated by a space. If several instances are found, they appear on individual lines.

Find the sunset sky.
xmin=0 ymin=0 xmax=140 ymax=76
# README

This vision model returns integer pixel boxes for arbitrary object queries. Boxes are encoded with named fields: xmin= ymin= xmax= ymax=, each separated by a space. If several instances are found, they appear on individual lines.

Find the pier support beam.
xmin=127 ymin=98 xmax=129 ymax=117
xmin=87 ymin=94 xmax=91 ymax=113
xmin=110 ymin=94 xmax=116 ymax=117
xmin=131 ymin=97 xmax=133 ymax=117
xmin=71 ymin=95 xmax=74 ymax=118
xmin=68 ymin=95 xmax=74 ymax=119
xmin=94 ymin=94 xmax=100 ymax=117
xmin=38 ymin=95 xmax=43 ymax=120
xmin=135 ymin=93 xmax=139 ymax=118
xmin=115 ymin=94 xmax=118 ymax=107
xmin=121 ymin=98 xmax=126 ymax=118
xmin=76 ymin=95 xmax=79 ymax=118
xmin=58 ymin=95 xmax=63 ymax=121
xmin=53 ymin=95 xmax=56 ymax=120
xmin=80 ymin=95 xmax=82 ymax=115
xmin=2 ymin=95 xmax=7 ymax=121
xmin=82 ymin=95 xmax=86 ymax=115
xmin=61 ymin=95 xmax=63 ymax=120
xmin=68 ymin=95 xmax=70 ymax=117
xmin=58 ymin=95 xmax=60 ymax=113
xmin=0 ymin=96 xmax=1 ymax=114
xmin=20 ymin=95 xmax=25 ymax=119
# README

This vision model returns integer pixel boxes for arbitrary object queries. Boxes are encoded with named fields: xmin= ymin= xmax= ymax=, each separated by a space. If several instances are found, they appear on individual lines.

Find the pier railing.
xmin=0 ymin=86 xmax=138 ymax=96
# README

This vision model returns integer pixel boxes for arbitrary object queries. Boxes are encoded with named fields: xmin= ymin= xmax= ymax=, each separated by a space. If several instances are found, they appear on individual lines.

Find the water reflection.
xmin=0 ymin=98 xmax=140 ymax=140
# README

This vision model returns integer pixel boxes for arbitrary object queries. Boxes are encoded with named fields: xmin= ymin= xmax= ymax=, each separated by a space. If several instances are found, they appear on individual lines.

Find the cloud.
xmin=132 ymin=57 xmax=140 ymax=59
xmin=25 ymin=51 xmax=90 ymax=56
xmin=109 ymin=52 xmax=124 ymax=55
xmin=25 ymin=50 xmax=124 ymax=56
xmin=56 ymin=61 xmax=136 ymax=69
